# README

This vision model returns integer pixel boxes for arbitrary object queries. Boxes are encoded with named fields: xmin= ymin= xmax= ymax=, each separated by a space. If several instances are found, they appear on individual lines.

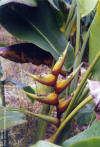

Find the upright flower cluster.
xmin=25 ymin=46 xmax=81 ymax=115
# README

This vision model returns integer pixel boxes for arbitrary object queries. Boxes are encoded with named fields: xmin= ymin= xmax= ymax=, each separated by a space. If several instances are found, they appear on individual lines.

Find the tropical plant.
xmin=0 ymin=0 xmax=100 ymax=147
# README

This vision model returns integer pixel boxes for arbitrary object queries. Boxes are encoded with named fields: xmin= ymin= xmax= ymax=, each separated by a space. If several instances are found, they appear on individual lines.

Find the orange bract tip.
xmin=55 ymin=78 xmax=71 ymax=94
xmin=57 ymin=98 xmax=71 ymax=113
xmin=25 ymin=92 xmax=58 ymax=105
xmin=55 ymin=64 xmax=82 ymax=93
xmin=52 ymin=45 xmax=69 ymax=76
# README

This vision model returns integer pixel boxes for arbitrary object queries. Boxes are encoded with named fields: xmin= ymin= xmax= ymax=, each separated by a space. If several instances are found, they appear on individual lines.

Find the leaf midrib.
xmin=14 ymin=7 xmax=60 ymax=57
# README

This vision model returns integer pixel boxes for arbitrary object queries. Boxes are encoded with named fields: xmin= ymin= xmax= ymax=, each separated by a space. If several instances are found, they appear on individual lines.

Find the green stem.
xmin=35 ymin=86 xmax=53 ymax=141
xmin=6 ymin=107 xmax=59 ymax=125
xmin=69 ymin=52 xmax=80 ymax=94
xmin=50 ymin=95 xmax=93 ymax=143
xmin=65 ymin=2 xmax=81 ymax=94
xmin=74 ymin=72 xmax=92 ymax=105
xmin=75 ymin=3 xmax=80 ymax=56
xmin=79 ymin=28 xmax=90 ymax=62
xmin=63 ymin=50 xmax=100 ymax=121
xmin=65 ymin=0 xmax=76 ymax=29
xmin=65 ymin=12 xmax=76 ymax=40
xmin=36 ymin=104 xmax=50 ymax=141
xmin=74 ymin=72 xmax=92 ymax=106
xmin=89 ymin=112 xmax=96 ymax=126
xmin=77 ymin=88 xmax=90 ymax=104
xmin=69 ymin=27 xmax=90 ymax=94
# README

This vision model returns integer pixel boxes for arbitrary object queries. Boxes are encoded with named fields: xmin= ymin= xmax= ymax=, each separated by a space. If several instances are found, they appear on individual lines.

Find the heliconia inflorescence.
xmin=25 ymin=45 xmax=82 ymax=119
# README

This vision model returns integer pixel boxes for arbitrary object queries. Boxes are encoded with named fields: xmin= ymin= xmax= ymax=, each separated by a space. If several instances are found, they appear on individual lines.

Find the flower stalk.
xmin=49 ymin=95 xmax=93 ymax=143
xmin=62 ymin=50 xmax=100 ymax=121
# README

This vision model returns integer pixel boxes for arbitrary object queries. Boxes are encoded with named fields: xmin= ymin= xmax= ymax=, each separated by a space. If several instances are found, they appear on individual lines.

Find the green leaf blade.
xmin=74 ymin=104 xmax=94 ymax=125
xmin=30 ymin=140 xmax=61 ymax=147
xmin=0 ymin=108 xmax=26 ymax=130
xmin=0 ymin=1 xmax=74 ymax=69
xmin=68 ymin=137 xmax=100 ymax=147
xmin=89 ymin=3 xmax=100 ymax=80
xmin=62 ymin=121 xmax=100 ymax=147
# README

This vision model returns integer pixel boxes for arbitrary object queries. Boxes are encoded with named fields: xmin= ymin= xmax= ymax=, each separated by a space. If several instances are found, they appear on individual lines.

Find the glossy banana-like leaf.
xmin=0 ymin=0 xmax=74 ymax=70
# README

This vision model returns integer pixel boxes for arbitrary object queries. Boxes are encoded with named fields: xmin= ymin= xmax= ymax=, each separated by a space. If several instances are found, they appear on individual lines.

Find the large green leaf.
xmin=68 ymin=137 xmax=100 ymax=147
xmin=62 ymin=121 xmax=100 ymax=147
xmin=48 ymin=0 xmax=70 ymax=18
xmin=0 ymin=0 xmax=37 ymax=7
xmin=76 ymin=0 xmax=98 ymax=17
xmin=0 ymin=0 xmax=74 ymax=69
xmin=30 ymin=137 xmax=100 ymax=147
xmin=0 ymin=107 xmax=26 ymax=130
xmin=30 ymin=140 xmax=61 ymax=147
xmin=74 ymin=104 xmax=94 ymax=125
xmin=89 ymin=1 xmax=100 ymax=80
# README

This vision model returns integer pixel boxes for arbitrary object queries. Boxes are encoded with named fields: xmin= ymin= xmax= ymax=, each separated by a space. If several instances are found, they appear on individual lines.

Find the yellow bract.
xmin=52 ymin=46 xmax=68 ymax=76
xmin=25 ymin=72 xmax=56 ymax=86
xmin=25 ymin=92 xmax=58 ymax=105
xmin=25 ymin=48 xmax=81 ymax=113
xmin=57 ymin=99 xmax=70 ymax=113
